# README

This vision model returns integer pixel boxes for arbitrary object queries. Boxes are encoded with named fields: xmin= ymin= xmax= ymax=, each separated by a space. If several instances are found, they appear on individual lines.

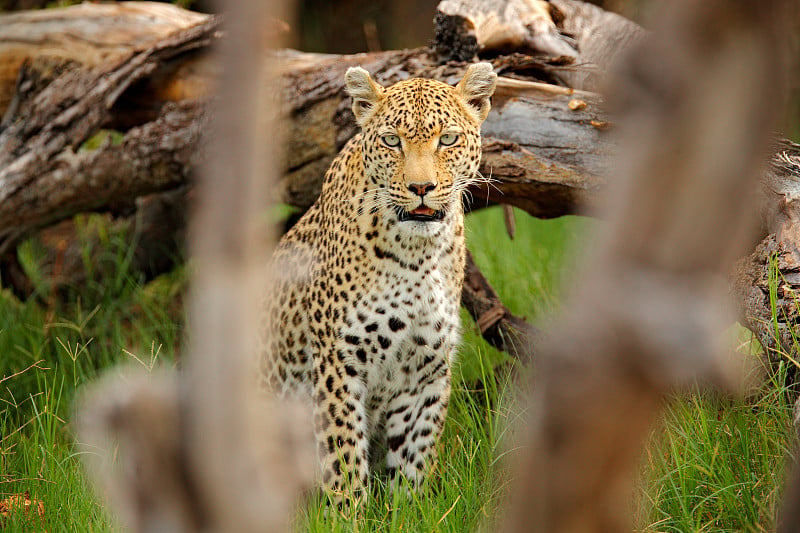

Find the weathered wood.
xmin=0 ymin=1 xmax=211 ymax=116
xmin=0 ymin=49 xmax=607 ymax=253
xmin=0 ymin=18 xmax=217 ymax=256
xmin=433 ymin=0 xmax=576 ymax=61
xmin=0 ymin=84 xmax=208 ymax=257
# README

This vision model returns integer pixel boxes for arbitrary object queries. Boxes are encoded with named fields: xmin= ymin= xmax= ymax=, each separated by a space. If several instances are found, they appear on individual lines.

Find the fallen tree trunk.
xmin=0 ymin=17 xmax=217 ymax=256
xmin=0 ymin=2 xmax=609 ymax=241
xmin=0 ymin=2 xmax=210 ymax=116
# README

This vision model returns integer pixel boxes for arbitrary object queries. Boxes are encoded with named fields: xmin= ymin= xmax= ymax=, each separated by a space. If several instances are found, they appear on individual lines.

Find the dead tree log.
xmin=0 ymin=46 xmax=609 ymax=265
xmin=0 ymin=2 xmax=211 ymax=116
xmin=433 ymin=0 xmax=577 ymax=61
xmin=0 ymin=2 xmax=609 ymax=235
xmin=0 ymin=17 xmax=218 ymax=256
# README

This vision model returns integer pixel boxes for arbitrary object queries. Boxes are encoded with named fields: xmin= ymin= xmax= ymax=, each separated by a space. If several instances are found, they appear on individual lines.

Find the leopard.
xmin=260 ymin=62 xmax=497 ymax=500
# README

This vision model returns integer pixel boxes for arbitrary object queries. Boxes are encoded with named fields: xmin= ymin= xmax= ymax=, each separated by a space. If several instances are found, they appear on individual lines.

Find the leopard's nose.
xmin=407 ymin=182 xmax=436 ymax=196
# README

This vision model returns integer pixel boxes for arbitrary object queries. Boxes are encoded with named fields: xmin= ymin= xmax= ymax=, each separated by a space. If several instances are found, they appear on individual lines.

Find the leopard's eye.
xmin=439 ymin=133 xmax=459 ymax=147
xmin=382 ymin=134 xmax=401 ymax=148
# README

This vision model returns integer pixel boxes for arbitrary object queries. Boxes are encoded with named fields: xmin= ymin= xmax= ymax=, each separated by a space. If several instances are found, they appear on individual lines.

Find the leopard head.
xmin=344 ymin=63 xmax=496 ymax=235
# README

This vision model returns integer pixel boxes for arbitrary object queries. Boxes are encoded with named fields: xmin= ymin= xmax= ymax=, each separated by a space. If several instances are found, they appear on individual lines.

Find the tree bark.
xmin=433 ymin=0 xmax=577 ymax=61
xmin=0 ymin=2 xmax=211 ymax=116
xmin=0 ymin=14 xmax=219 ymax=257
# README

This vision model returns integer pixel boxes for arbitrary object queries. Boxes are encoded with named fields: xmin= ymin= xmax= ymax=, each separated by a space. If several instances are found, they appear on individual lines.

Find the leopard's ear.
xmin=455 ymin=62 xmax=497 ymax=124
xmin=345 ymin=67 xmax=385 ymax=127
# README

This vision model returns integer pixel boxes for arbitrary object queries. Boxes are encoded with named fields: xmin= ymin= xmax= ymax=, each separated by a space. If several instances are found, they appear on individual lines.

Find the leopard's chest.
xmin=340 ymin=246 xmax=462 ymax=393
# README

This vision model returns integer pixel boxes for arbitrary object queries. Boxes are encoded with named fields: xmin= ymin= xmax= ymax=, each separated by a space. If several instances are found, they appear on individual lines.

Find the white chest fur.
xmin=342 ymin=236 xmax=462 ymax=392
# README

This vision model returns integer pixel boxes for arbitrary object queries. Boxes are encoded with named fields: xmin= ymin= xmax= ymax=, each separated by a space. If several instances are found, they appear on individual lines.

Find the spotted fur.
xmin=260 ymin=63 xmax=497 ymax=500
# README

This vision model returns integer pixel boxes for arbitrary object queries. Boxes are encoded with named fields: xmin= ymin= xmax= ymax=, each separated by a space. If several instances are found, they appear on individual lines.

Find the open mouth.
xmin=397 ymin=205 xmax=445 ymax=222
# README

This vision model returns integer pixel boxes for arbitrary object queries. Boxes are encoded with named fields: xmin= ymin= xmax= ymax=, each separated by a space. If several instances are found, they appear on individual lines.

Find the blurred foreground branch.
xmin=76 ymin=0 xmax=314 ymax=531
xmin=500 ymin=0 xmax=796 ymax=531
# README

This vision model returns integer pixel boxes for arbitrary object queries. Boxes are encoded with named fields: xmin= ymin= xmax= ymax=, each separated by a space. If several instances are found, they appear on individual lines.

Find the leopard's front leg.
xmin=384 ymin=347 xmax=451 ymax=490
xmin=312 ymin=349 xmax=370 ymax=504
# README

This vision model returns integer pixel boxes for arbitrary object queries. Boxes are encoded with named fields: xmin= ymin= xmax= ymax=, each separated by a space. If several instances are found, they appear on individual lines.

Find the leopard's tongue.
xmin=410 ymin=206 xmax=436 ymax=216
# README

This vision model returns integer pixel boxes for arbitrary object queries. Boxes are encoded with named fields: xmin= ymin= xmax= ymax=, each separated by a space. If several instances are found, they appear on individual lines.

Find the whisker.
xmin=462 ymin=189 xmax=475 ymax=207
xmin=346 ymin=191 xmax=398 ymax=224
xmin=461 ymin=170 xmax=502 ymax=209
xmin=336 ymin=187 xmax=381 ymax=204
xmin=486 ymin=180 xmax=503 ymax=196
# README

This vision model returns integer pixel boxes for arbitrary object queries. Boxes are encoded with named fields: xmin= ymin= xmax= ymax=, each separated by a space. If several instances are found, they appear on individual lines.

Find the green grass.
xmin=458 ymin=208 xmax=591 ymax=377
xmin=466 ymin=208 xmax=590 ymax=320
xmin=0 ymin=207 xmax=796 ymax=531
xmin=638 ymin=376 xmax=794 ymax=532
xmin=1 ymin=215 xmax=183 ymax=531
xmin=296 ymin=354 xmax=518 ymax=532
